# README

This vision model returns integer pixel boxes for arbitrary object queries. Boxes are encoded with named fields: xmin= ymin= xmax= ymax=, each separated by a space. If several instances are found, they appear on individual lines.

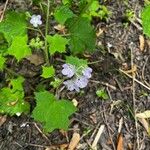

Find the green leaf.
xmin=10 ymin=76 xmax=25 ymax=92
xmin=66 ymin=56 xmax=88 ymax=68
xmin=0 ymin=11 xmax=27 ymax=44
xmin=0 ymin=77 xmax=30 ymax=115
xmin=96 ymin=88 xmax=109 ymax=100
xmin=82 ymin=0 xmax=100 ymax=19
xmin=47 ymin=34 xmax=69 ymax=55
xmin=50 ymin=78 xmax=62 ymax=88
xmin=0 ymin=33 xmax=8 ymax=53
xmin=41 ymin=66 xmax=55 ymax=79
xmin=62 ymin=0 xmax=72 ymax=5
xmin=7 ymin=36 xmax=31 ymax=61
xmin=0 ymin=54 xmax=6 ymax=70
xmin=32 ymin=91 xmax=77 ymax=132
xmin=66 ymin=56 xmax=88 ymax=75
xmin=142 ymin=5 xmax=150 ymax=37
xmin=66 ymin=17 xmax=96 ymax=53
xmin=54 ymin=5 xmax=75 ymax=25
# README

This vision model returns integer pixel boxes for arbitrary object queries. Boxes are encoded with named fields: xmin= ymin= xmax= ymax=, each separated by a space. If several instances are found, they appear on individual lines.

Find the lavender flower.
xmin=63 ymin=79 xmax=80 ymax=92
xmin=75 ymin=76 xmax=89 ymax=88
xmin=62 ymin=64 xmax=76 ymax=78
xmin=62 ymin=63 xmax=92 ymax=92
xmin=30 ymin=15 xmax=42 ymax=27
xmin=82 ymin=67 xmax=92 ymax=79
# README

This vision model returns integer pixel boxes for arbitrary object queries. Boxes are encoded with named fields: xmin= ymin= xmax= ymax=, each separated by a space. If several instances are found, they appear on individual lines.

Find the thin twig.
xmin=130 ymin=20 xmax=142 ymax=31
xmin=33 ymin=123 xmax=50 ymax=142
xmin=142 ymin=56 xmax=150 ymax=87
xmin=88 ymin=123 xmax=100 ymax=142
xmin=26 ymin=143 xmax=47 ymax=148
xmin=114 ymin=78 xmax=123 ymax=92
xmin=130 ymin=45 xmax=140 ymax=150
xmin=119 ymin=69 xmax=150 ymax=91
xmin=27 ymin=27 xmax=45 ymax=39
xmin=90 ymin=80 xmax=116 ymax=90
xmin=91 ymin=124 xmax=105 ymax=150
xmin=0 ymin=0 xmax=9 ymax=22
xmin=106 ymin=87 xmax=113 ymax=101
xmin=102 ymin=107 xmax=116 ymax=150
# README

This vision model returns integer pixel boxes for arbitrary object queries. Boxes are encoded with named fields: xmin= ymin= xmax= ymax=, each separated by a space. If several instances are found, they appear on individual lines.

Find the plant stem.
xmin=5 ymin=67 xmax=19 ymax=77
xmin=27 ymin=27 xmax=45 ymax=39
xmin=44 ymin=0 xmax=50 ymax=65
xmin=88 ymin=60 xmax=101 ymax=64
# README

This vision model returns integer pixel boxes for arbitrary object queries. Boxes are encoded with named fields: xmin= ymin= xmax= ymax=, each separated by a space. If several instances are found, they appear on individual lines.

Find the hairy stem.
xmin=5 ymin=67 xmax=19 ymax=77
xmin=44 ymin=0 xmax=50 ymax=65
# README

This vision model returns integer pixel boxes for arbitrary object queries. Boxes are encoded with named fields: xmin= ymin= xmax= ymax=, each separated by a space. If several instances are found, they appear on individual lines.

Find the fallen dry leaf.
xmin=0 ymin=115 xmax=7 ymax=126
xmin=26 ymin=53 xmax=44 ymax=66
xmin=136 ymin=110 xmax=150 ymax=119
xmin=138 ymin=118 xmax=150 ymax=135
xmin=68 ymin=132 xmax=80 ymax=150
xmin=54 ymin=24 xmax=66 ymax=34
xmin=139 ymin=35 xmax=145 ymax=52
xmin=117 ymin=133 xmax=123 ymax=150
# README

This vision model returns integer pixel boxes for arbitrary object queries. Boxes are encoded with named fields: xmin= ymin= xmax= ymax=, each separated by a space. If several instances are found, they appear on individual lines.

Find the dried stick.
xmin=130 ymin=44 xmax=140 ymax=149
xmin=0 ymin=0 xmax=9 ymax=22
xmin=91 ymin=124 xmax=105 ymax=150
xmin=119 ymin=69 xmax=150 ymax=91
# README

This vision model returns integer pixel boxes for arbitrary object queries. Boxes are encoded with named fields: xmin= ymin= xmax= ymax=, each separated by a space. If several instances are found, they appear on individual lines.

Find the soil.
xmin=0 ymin=0 xmax=150 ymax=150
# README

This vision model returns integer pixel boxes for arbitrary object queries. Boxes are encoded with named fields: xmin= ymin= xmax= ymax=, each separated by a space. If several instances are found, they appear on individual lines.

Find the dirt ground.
xmin=0 ymin=0 xmax=150 ymax=150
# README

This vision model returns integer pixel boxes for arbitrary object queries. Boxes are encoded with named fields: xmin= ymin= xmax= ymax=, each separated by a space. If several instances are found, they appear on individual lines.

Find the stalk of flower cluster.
xmin=44 ymin=0 xmax=50 ymax=65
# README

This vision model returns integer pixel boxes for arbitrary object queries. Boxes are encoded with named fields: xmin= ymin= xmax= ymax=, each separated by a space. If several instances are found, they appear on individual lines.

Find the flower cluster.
xmin=62 ymin=64 xmax=92 ymax=92
xmin=30 ymin=15 xmax=42 ymax=27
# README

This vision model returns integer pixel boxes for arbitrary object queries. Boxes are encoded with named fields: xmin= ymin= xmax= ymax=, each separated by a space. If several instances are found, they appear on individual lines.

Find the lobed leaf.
xmin=54 ymin=5 xmax=75 ymax=25
xmin=47 ymin=34 xmax=69 ymax=55
xmin=66 ymin=17 xmax=96 ymax=53
xmin=0 ymin=11 xmax=27 ymax=44
xmin=32 ymin=91 xmax=77 ymax=132
xmin=7 ymin=36 xmax=31 ymax=61
xmin=41 ymin=66 xmax=55 ymax=79
xmin=142 ymin=5 xmax=150 ymax=37
xmin=0 ymin=77 xmax=30 ymax=116
xmin=0 ymin=54 xmax=6 ymax=71
xmin=66 ymin=56 xmax=88 ymax=68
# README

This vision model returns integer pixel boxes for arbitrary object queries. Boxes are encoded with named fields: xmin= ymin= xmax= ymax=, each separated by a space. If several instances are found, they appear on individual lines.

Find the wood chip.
xmin=139 ymin=35 xmax=145 ymax=52
xmin=72 ymin=99 xmax=78 ymax=107
xmin=68 ymin=132 xmax=80 ymax=150
xmin=91 ymin=124 xmax=105 ymax=150
xmin=0 ymin=115 xmax=7 ymax=126
xmin=117 ymin=118 xmax=124 ymax=150
xmin=117 ymin=133 xmax=123 ymax=150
